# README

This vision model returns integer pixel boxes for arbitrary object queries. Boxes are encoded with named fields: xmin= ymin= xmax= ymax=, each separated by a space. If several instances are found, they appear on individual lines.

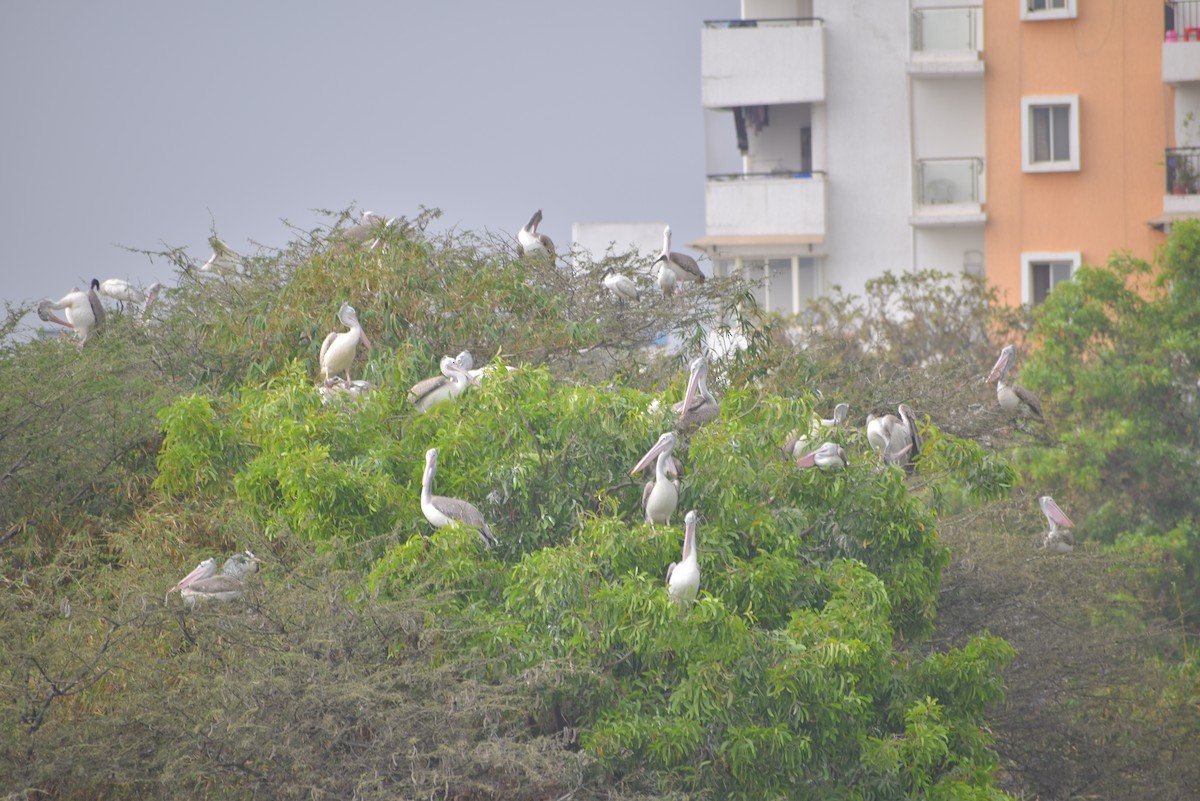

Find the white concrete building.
xmin=694 ymin=0 xmax=986 ymax=315
xmin=570 ymin=221 xmax=668 ymax=265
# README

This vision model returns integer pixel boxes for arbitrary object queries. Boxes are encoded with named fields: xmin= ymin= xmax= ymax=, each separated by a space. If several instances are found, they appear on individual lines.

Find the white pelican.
xmin=783 ymin=403 xmax=849 ymax=460
xmin=652 ymin=226 xmax=705 ymax=287
xmin=98 ymin=278 xmax=145 ymax=310
xmin=200 ymin=236 xmax=243 ymax=275
xmin=172 ymin=551 xmax=261 ymax=606
xmin=37 ymin=278 xmax=106 ymax=348
xmin=408 ymin=355 xmax=472 ymax=411
xmin=516 ymin=209 xmax=556 ymax=261
xmin=655 ymin=260 xmax=677 ymax=295
xmin=319 ymin=302 xmax=373 ymax=386
xmin=602 ymin=266 xmax=639 ymax=303
xmin=667 ymin=510 xmax=700 ymax=604
xmin=796 ymin=441 xmax=848 ymax=471
xmin=674 ymin=356 xmax=719 ymax=432
xmin=420 ymin=447 xmax=498 ymax=547
xmin=866 ymin=404 xmax=920 ymax=470
xmin=986 ymin=345 xmax=1043 ymax=420
xmin=1039 ymin=495 xmax=1075 ymax=553
xmin=630 ymin=432 xmax=680 ymax=526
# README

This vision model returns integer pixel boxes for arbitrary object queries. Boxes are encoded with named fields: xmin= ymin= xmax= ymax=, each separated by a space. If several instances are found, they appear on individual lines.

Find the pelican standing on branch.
xmin=516 ymin=209 xmax=555 ymax=261
xmin=408 ymin=355 xmax=472 ymax=411
xmin=667 ymin=510 xmax=701 ymax=604
xmin=1039 ymin=495 xmax=1075 ymax=553
xmin=319 ymin=302 xmax=372 ymax=386
xmin=986 ymin=345 xmax=1043 ymax=420
xmin=652 ymin=226 xmax=705 ymax=288
xmin=420 ymin=447 xmax=498 ymax=547
xmin=631 ymin=432 xmax=680 ymax=526
xmin=675 ymin=356 xmax=719 ymax=432
xmin=37 ymin=279 xmax=106 ymax=349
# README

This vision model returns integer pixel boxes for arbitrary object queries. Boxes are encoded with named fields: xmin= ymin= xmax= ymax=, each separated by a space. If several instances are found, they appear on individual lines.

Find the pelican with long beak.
xmin=408 ymin=355 xmax=473 ymax=411
xmin=674 ymin=356 xmax=719 ymax=432
xmin=420 ymin=447 xmax=498 ymax=547
xmin=986 ymin=345 xmax=1043 ymax=420
xmin=1039 ymin=495 xmax=1075 ymax=553
xmin=866 ymin=404 xmax=920 ymax=470
xmin=631 ymin=432 xmax=680 ymax=526
xmin=602 ymin=266 xmax=639 ymax=303
xmin=667 ymin=510 xmax=701 ymax=604
xmin=171 ymin=551 xmax=261 ymax=606
xmin=37 ymin=278 xmax=106 ymax=348
xmin=796 ymin=441 xmax=848 ymax=471
xmin=319 ymin=302 xmax=373 ymax=386
xmin=516 ymin=209 xmax=556 ymax=261
xmin=652 ymin=226 xmax=705 ymax=287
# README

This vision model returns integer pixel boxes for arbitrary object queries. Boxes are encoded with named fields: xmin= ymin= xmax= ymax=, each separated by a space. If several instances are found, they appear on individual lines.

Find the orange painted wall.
xmin=984 ymin=1 xmax=1169 ymax=305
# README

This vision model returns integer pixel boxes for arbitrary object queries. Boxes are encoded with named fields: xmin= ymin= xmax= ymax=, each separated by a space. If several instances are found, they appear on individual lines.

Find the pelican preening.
xmin=796 ymin=441 xmax=849 ymax=471
xmin=420 ymin=447 xmax=498 ymax=547
xmin=1039 ymin=495 xmax=1075 ymax=553
xmin=783 ymin=403 xmax=850 ymax=461
xmin=602 ymin=266 xmax=639 ymax=303
xmin=652 ymin=226 xmax=705 ymax=289
xmin=631 ymin=432 xmax=680 ymax=526
xmin=516 ymin=209 xmax=556 ymax=261
xmin=986 ymin=345 xmax=1043 ymax=420
xmin=319 ymin=302 xmax=373 ymax=386
xmin=667 ymin=510 xmax=700 ymax=604
xmin=866 ymin=404 xmax=921 ymax=470
xmin=675 ymin=356 xmax=719 ymax=432
xmin=200 ymin=236 xmax=243 ymax=275
xmin=169 ymin=551 xmax=261 ymax=606
xmin=408 ymin=355 xmax=473 ymax=411
xmin=37 ymin=278 xmax=106 ymax=348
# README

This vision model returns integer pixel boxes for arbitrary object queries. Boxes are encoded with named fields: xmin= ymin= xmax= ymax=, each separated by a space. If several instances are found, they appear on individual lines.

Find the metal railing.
xmin=1167 ymin=1 xmax=1200 ymax=37
xmin=912 ymin=6 xmax=981 ymax=54
xmin=703 ymin=18 xmax=822 ymax=29
xmin=914 ymin=158 xmax=984 ymax=205
xmin=1166 ymin=147 xmax=1200 ymax=193
xmin=707 ymin=171 xmax=826 ymax=181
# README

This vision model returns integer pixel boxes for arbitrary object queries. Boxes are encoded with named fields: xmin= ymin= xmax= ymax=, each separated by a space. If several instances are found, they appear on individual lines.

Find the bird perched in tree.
xmin=1039 ymin=495 xmax=1075 ymax=553
xmin=37 ymin=279 xmax=106 ymax=348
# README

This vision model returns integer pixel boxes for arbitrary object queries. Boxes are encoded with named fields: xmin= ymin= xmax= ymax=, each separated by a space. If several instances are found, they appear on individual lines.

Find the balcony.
xmin=703 ymin=172 xmax=826 ymax=243
xmin=1164 ymin=1 xmax=1200 ymax=84
xmin=908 ymin=5 xmax=983 ymax=77
xmin=910 ymin=158 xmax=986 ymax=227
xmin=1164 ymin=147 xmax=1200 ymax=213
xmin=701 ymin=19 xmax=825 ymax=108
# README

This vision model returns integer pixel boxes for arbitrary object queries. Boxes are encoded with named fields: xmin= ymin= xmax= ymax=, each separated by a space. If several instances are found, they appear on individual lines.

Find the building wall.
xmin=984 ymin=2 xmax=1167 ymax=305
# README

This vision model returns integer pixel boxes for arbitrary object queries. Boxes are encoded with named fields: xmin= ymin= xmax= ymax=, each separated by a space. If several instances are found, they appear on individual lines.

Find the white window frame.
xmin=1021 ymin=95 xmax=1080 ymax=172
xmin=1021 ymin=251 xmax=1080 ymax=305
xmin=1020 ymin=0 xmax=1076 ymax=22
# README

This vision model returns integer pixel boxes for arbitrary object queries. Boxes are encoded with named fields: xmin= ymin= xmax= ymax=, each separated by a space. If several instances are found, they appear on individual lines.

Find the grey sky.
xmin=1 ymin=1 xmax=732 ymax=320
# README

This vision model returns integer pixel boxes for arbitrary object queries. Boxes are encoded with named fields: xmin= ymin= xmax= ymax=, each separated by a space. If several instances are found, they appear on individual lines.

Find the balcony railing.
xmin=708 ymin=170 xmax=825 ymax=181
xmin=915 ymin=158 xmax=984 ymax=206
xmin=911 ymin=6 xmax=981 ymax=54
xmin=1166 ymin=147 xmax=1200 ymax=193
xmin=703 ymin=18 xmax=822 ymax=29
xmin=704 ymin=172 xmax=826 ymax=238
xmin=1166 ymin=1 xmax=1200 ymax=38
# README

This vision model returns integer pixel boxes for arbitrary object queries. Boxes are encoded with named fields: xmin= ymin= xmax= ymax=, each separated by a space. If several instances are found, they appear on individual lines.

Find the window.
xmin=1021 ymin=251 xmax=1079 ymax=304
xmin=1021 ymin=95 xmax=1080 ymax=172
xmin=1020 ymin=0 xmax=1075 ymax=21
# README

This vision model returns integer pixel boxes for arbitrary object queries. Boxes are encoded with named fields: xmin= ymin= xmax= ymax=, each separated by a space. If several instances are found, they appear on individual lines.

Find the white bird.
xmin=172 ymin=551 xmax=261 ymax=606
xmin=652 ymin=226 xmax=705 ymax=287
xmin=516 ymin=209 xmax=556 ymax=261
xmin=319 ymin=302 xmax=373 ymax=386
xmin=630 ymin=432 xmax=680 ymax=526
xmin=37 ymin=278 xmax=106 ymax=349
xmin=1039 ymin=495 xmax=1075 ymax=553
xmin=666 ymin=510 xmax=701 ymax=604
xmin=98 ymin=278 xmax=145 ymax=310
xmin=783 ymin=403 xmax=849 ymax=460
xmin=796 ymin=441 xmax=849 ymax=471
xmin=200 ymin=236 xmax=243 ymax=275
xmin=408 ymin=355 xmax=473 ymax=412
xmin=602 ymin=266 xmax=639 ymax=303
xmin=420 ymin=447 xmax=498 ymax=547
xmin=674 ymin=356 xmax=719 ymax=432
xmin=341 ymin=211 xmax=395 ymax=251
xmin=655 ymin=260 xmax=678 ymax=295
xmin=986 ymin=344 xmax=1044 ymax=420
xmin=866 ymin=404 xmax=920 ymax=470
xmin=142 ymin=282 xmax=163 ymax=319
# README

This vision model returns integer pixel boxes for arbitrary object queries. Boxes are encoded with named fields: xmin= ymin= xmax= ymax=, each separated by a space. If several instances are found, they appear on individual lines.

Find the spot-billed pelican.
xmin=783 ymin=403 xmax=849 ymax=460
xmin=796 ymin=441 xmax=848 ymax=471
xmin=408 ymin=355 xmax=472 ymax=411
xmin=1039 ymin=495 xmax=1075 ymax=553
xmin=167 ymin=557 xmax=217 ymax=600
xmin=602 ymin=266 xmax=639 ymax=303
xmin=142 ymin=282 xmax=162 ymax=319
xmin=866 ymin=404 xmax=920 ymax=470
xmin=200 ymin=236 xmax=243 ymax=275
xmin=516 ymin=209 xmax=555 ymax=261
xmin=667 ymin=510 xmax=700 ymax=604
xmin=652 ymin=226 xmax=704 ymax=287
xmin=319 ymin=302 xmax=373 ymax=386
xmin=630 ymin=432 xmax=680 ymax=526
xmin=37 ymin=278 xmax=106 ymax=348
xmin=421 ymin=447 xmax=498 ymax=547
xmin=986 ymin=345 xmax=1043 ymax=420
xmin=171 ymin=551 xmax=261 ymax=606
xmin=674 ymin=356 xmax=719 ymax=432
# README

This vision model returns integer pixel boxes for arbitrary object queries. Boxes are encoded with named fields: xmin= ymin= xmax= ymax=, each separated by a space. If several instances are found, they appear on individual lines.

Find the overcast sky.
xmin=1 ymin=0 xmax=732 ymax=321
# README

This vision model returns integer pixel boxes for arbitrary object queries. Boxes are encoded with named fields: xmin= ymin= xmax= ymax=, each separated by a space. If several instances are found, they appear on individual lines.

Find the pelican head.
xmin=631 ymin=431 xmax=678 ymax=475
xmin=681 ymin=356 xmax=709 ymax=411
xmin=424 ymin=447 xmax=439 ymax=485
xmin=831 ymin=403 xmax=849 ymax=425
xmin=223 ymin=550 xmax=262 ymax=579
xmin=986 ymin=345 xmax=1017 ymax=383
xmin=1039 ymin=495 xmax=1074 ymax=530
xmin=796 ymin=441 xmax=849 ymax=471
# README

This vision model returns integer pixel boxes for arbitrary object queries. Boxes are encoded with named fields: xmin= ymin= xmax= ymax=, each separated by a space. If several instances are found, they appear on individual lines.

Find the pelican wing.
xmin=431 ymin=495 xmax=496 ymax=546
xmin=669 ymin=252 xmax=705 ymax=282
xmin=408 ymin=374 xmax=448 ymax=404
xmin=318 ymin=331 xmax=338 ymax=368
xmin=1013 ymin=384 xmax=1043 ymax=419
